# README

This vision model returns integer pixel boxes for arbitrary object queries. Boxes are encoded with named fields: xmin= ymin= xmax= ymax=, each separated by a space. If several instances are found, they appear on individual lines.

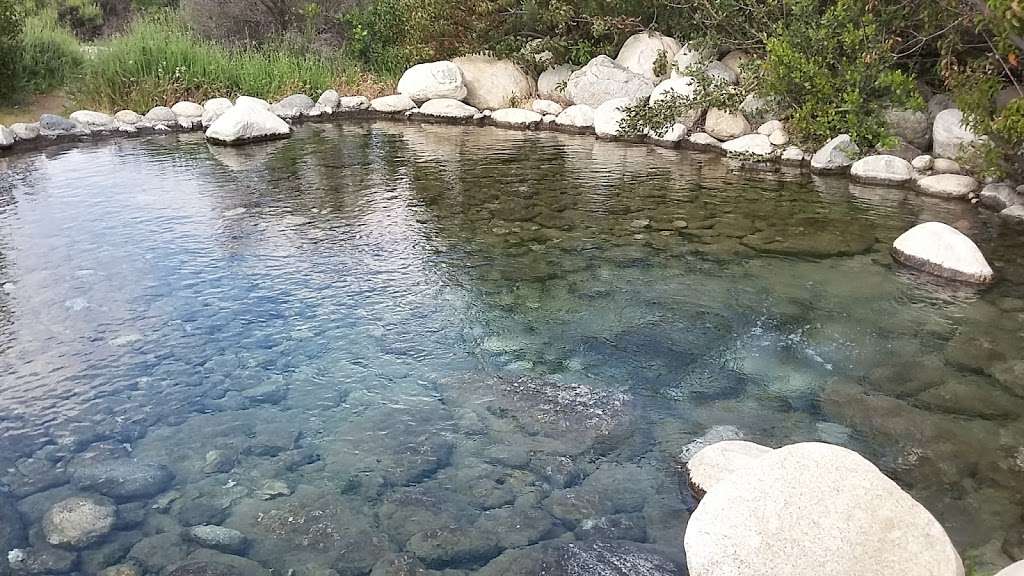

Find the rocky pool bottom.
xmin=0 ymin=121 xmax=1023 ymax=575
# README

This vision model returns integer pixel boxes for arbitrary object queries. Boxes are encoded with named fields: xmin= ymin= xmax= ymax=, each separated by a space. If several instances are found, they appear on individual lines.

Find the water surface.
xmin=1 ymin=122 xmax=1023 ymax=574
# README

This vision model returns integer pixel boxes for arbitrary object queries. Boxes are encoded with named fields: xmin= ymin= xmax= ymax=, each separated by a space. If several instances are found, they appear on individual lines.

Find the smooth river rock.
xmin=686 ymin=440 xmax=773 ymax=499
xmin=885 ymin=108 xmax=932 ymax=150
xmin=418 ymin=98 xmax=478 ymax=119
xmin=206 ymin=101 xmax=291 ymax=145
xmin=554 ymin=105 xmax=595 ymax=129
xmin=915 ymin=174 xmax=979 ymax=199
xmin=69 ymin=458 xmax=175 ymax=502
xmin=397 ymin=61 xmax=467 ymax=103
xmin=490 ymin=108 xmax=542 ymax=128
xmin=201 ymin=99 xmax=234 ymax=127
xmin=369 ymin=94 xmax=417 ymax=114
xmin=594 ymin=98 xmax=631 ymax=138
xmin=892 ymin=221 xmax=994 ymax=284
xmin=704 ymin=108 xmax=750 ymax=141
xmin=42 ymin=495 xmax=117 ymax=548
xmin=980 ymin=183 xmax=1019 ymax=211
xmin=684 ymin=442 xmax=964 ymax=576
xmin=850 ymin=154 xmax=914 ymax=185
xmin=69 ymin=110 xmax=115 ymax=130
xmin=537 ymin=64 xmax=578 ymax=101
xmin=454 ymin=55 xmax=535 ymax=110
xmin=565 ymin=55 xmax=655 ymax=108
xmin=185 ymin=525 xmax=247 ymax=554
xmin=0 ymin=125 xmax=13 ymax=148
xmin=269 ymin=94 xmax=314 ymax=119
xmin=721 ymin=133 xmax=773 ymax=157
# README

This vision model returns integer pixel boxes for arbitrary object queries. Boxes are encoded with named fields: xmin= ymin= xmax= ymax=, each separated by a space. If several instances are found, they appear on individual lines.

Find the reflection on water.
xmin=1 ymin=121 xmax=1023 ymax=575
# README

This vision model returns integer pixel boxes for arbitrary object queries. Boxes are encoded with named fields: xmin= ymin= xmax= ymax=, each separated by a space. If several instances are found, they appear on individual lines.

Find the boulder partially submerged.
xmin=892 ymin=221 xmax=994 ymax=284
xmin=205 ymin=100 xmax=291 ymax=145
xmin=684 ymin=442 xmax=964 ymax=576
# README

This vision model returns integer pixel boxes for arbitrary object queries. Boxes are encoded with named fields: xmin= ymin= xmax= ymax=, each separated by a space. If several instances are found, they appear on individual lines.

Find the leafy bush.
xmin=182 ymin=0 xmax=354 ymax=47
xmin=72 ymin=11 xmax=359 ymax=111
xmin=0 ymin=0 xmax=24 ymax=103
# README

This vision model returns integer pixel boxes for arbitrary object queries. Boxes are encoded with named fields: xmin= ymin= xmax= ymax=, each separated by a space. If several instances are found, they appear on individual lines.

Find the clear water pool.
xmin=1 ymin=121 xmax=1023 ymax=575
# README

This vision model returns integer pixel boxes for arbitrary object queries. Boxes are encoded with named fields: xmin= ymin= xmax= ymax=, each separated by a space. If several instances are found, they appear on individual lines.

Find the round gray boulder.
xmin=43 ymin=495 xmax=117 ymax=548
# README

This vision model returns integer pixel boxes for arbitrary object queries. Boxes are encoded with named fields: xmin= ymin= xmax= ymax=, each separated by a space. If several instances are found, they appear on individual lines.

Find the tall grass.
xmin=73 ymin=12 xmax=366 ymax=112
xmin=19 ymin=11 xmax=86 ymax=94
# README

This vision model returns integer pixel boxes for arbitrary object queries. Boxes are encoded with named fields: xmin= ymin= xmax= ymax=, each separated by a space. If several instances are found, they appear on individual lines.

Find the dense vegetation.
xmin=1 ymin=0 xmax=1023 ymax=173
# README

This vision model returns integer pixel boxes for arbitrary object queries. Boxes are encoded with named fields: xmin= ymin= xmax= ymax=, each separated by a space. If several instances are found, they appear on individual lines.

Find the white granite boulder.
xmin=933 ymin=108 xmax=982 ymax=159
xmin=171 ymin=101 xmax=204 ymax=121
xmin=915 ymin=174 xmax=979 ymax=199
xmin=616 ymin=32 xmax=681 ymax=81
xmin=688 ymin=132 xmax=723 ymax=149
xmin=201 ymin=98 xmax=233 ymax=127
xmin=370 ymin=94 xmax=417 ymax=113
xmin=537 ymin=64 xmax=578 ymax=102
xmin=850 ymin=155 xmax=914 ymax=185
xmin=565 ymin=55 xmax=655 ymax=108
xmin=686 ymin=440 xmax=773 ymax=499
xmin=418 ymin=98 xmax=478 ymax=119
xmin=554 ymin=105 xmax=595 ymax=129
xmin=69 ymin=110 xmax=116 ymax=130
xmin=317 ymin=89 xmax=340 ymax=112
xmin=932 ymin=158 xmax=962 ymax=174
xmin=10 ymin=122 xmax=39 ymax=140
xmin=721 ymin=134 xmax=773 ymax=157
xmin=531 ymin=99 xmax=563 ymax=116
xmin=781 ymin=146 xmax=807 ymax=163
xmin=811 ymin=134 xmax=859 ymax=172
xmin=671 ymin=43 xmax=714 ymax=76
xmin=0 ymin=125 xmax=14 ymax=148
xmin=453 ymin=55 xmax=535 ymax=110
xmin=206 ymin=99 xmax=291 ymax=145
xmin=648 ymin=123 xmax=688 ymax=147
xmin=892 ymin=221 xmax=994 ymax=284
xmin=911 ymin=154 xmax=933 ymax=171
xmin=144 ymin=106 xmax=177 ymax=125
xmin=397 ymin=61 xmax=467 ymax=103
xmin=684 ymin=442 xmax=964 ymax=576
xmin=594 ymin=98 xmax=632 ymax=138
xmin=236 ymin=96 xmax=271 ymax=110
xmin=704 ymin=108 xmax=750 ymax=141
xmin=490 ymin=108 xmax=543 ymax=128
xmin=337 ymin=96 xmax=370 ymax=111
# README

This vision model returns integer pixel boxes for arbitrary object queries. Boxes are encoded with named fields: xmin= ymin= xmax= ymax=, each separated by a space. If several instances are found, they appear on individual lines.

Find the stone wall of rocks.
xmin=0 ymin=30 xmax=1010 ymax=284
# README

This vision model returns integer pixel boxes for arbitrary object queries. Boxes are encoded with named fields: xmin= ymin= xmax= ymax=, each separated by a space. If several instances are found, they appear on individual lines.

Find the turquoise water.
xmin=1 ymin=121 xmax=1023 ymax=575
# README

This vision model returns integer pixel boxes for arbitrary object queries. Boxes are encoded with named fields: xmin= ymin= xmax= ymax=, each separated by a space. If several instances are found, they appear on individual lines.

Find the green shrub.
xmin=57 ymin=0 xmax=104 ymax=38
xmin=19 ymin=12 xmax=85 ymax=93
xmin=73 ymin=11 xmax=352 ymax=111
xmin=0 ymin=0 xmax=24 ymax=103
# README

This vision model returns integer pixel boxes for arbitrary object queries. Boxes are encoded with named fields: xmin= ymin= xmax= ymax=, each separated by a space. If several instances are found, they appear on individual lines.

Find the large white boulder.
xmin=915 ymin=174 xmax=979 ymax=199
xmin=616 ymin=32 xmax=681 ymax=81
xmin=370 ymin=94 xmax=417 ymax=113
xmin=554 ymin=104 xmax=595 ymax=129
xmin=686 ymin=440 xmax=773 ymax=499
xmin=704 ymin=107 xmax=750 ymax=141
xmin=201 ymin=98 xmax=234 ymax=127
xmin=397 ymin=61 xmax=467 ymax=103
xmin=650 ymin=76 xmax=702 ymax=126
xmin=418 ymin=98 xmax=478 ymax=119
xmin=453 ymin=55 xmax=535 ymax=110
xmin=594 ymin=97 xmax=632 ymax=138
xmin=672 ymin=43 xmax=714 ymax=77
xmin=811 ymin=134 xmax=859 ymax=171
xmin=537 ymin=64 xmax=578 ymax=101
xmin=206 ymin=99 xmax=291 ymax=145
xmin=490 ymin=108 xmax=543 ymax=128
xmin=69 ymin=110 xmax=116 ymax=130
xmin=684 ymin=442 xmax=965 ymax=576
xmin=892 ymin=221 xmax=994 ymax=284
xmin=850 ymin=155 xmax=914 ymax=185
xmin=933 ymin=108 xmax=982 ymax=159
xmin=565 ymin=55 xmax=655 ymax=108
xmin=721 ymin=133 xmax=773 ymax=157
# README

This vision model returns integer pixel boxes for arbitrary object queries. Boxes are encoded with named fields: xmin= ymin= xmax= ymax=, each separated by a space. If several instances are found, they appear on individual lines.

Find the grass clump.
xmin=19 ymin=11 xmax=86 ymax=94
xmin=72 ymin=12 xmax=361 ymax=112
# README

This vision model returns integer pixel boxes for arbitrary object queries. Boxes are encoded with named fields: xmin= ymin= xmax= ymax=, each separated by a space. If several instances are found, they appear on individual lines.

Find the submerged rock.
xmin=7 ymin=546 xmax=78 ymax=575
xmin=477 ymin=539 xmax=682 ymax=576
xmin=42 ymin=495 xmax=117 ymax=548
xmin=891 ymin=222 xmax=994 ymax=284
xmin=206 ymin=101 xmax=291 ymax=145
xmin=185 ymin=525 xmax=247 ymax=554
xmin=69 ymin=458 xmax=174 ymax=502
xmin=565 ymin=56 xmax=655 ymax=108
xmin=453 ymin=55 xmax=535 ymax=110
xmin=684 ymin=442 xmax=963 ymax=576
xmin=398 ymin=61 xmax=467 ymax=103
